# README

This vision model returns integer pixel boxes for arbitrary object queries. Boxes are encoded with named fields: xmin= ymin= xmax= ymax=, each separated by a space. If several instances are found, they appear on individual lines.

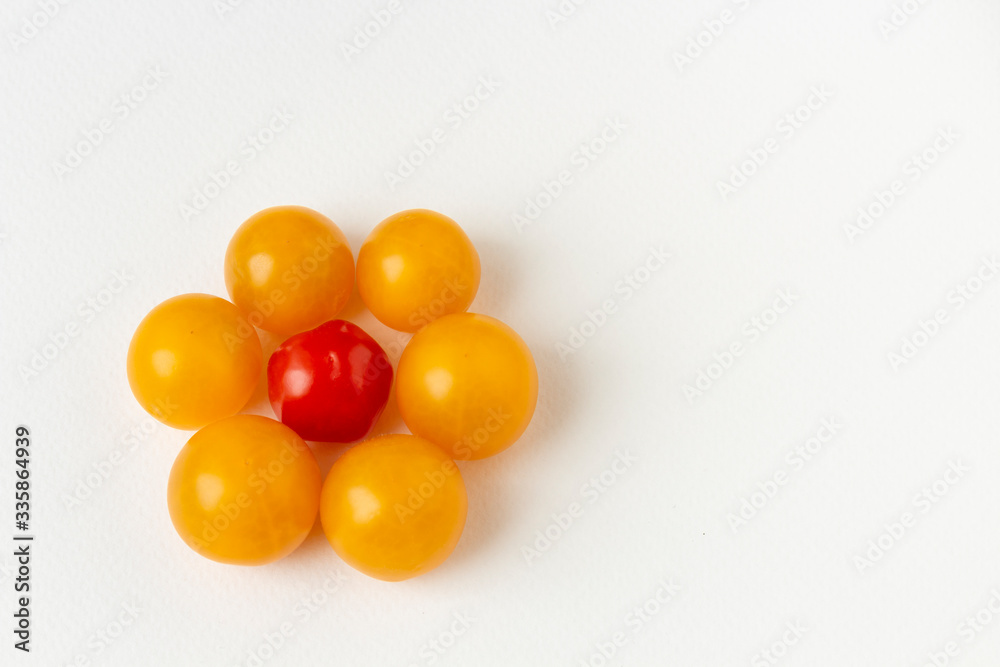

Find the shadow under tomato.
xmin=239 ymin=329 xmax=281 ymax=418
xmin=254 ymin=224 xmax=582 ymax=579
xmin=336 ymin=282 xmax=367 ymax=322
xmin=441 ymin=320 xmax=581 ymax=575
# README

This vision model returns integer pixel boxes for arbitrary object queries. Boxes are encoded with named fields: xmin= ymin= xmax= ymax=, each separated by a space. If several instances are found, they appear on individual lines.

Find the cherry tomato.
xmin=356 ymin=209 xmax=480 ymax=332
xmin=320 ymin=434 xmax=467 ymax=581
xmin=224 ymin=206 xmax=355 ymax=335
xmin=167 ymin=415 xmax=321 ymax=566
xmin=268 ymin=320 xmax=393 ymax=443
xmin=396 ymin=313 xmax=537 ymax=460
xmin=127 ymin=293 xmax=262 ymax=430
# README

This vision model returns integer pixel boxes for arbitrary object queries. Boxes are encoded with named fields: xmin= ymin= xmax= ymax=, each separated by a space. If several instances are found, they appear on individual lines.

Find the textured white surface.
xmin=2 ymin=1 xmax=1000 ymax=665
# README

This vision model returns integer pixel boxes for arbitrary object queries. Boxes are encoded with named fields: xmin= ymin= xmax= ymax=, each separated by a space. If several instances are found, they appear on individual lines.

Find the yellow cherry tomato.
xmin=320 ymin=434 xmax=467 ymax=581
xmin=396 ymin=313 xmax=538 ymax=460
xmin=127 ymin=293 xmax=261 ymax=430
xmin=224 ymin=206 xmax=355 ymax=335
xmin=168 ymin=415 xmax=321 ymax=566
xmin=356 ymin=209 xmax=480 ymax=332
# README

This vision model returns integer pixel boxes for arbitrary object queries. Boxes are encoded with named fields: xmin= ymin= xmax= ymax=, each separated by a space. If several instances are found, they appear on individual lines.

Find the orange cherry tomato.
xmin=356 ymin=209 xmax=480 ymax=332
xmin=127 ymin=293 xmax=261 ymax=430
xmin=320 ymin=434 xmax=467 ymax=581
xmin=224 ymin=206 xmax=354 ymax=335
xmin=167 ymin=415 xmax=321 ymax=566
xmin=396 ymin=313 xmax=538 ymax=460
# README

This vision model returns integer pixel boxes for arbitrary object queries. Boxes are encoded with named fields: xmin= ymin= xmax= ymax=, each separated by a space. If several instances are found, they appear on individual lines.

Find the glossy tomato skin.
xmin=356 ymin=209 xmax=480 ymax=333
xmin=320 ymin=434 xmax=467 ymax=581
xmin=127 ymin=293 xmax=262 ymax=430
xmin=225 ymin=206 xmax=355 ymax=336
xmin=268 ymin=320 xmax=393 ymax=443
xmin=396 ymin=313 xmax=538 ymax=460
xmin=167 ymin=415 xmax=321 ymax=566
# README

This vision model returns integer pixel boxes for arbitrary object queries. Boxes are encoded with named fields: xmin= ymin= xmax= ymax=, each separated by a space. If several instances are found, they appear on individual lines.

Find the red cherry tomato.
xmin=267 ymin=320 xmax=393 ymax=442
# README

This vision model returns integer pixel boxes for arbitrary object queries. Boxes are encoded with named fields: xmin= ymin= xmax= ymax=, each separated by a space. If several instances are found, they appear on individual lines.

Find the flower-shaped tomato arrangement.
xmin=127 ymin=207 xmax=538 ymax=580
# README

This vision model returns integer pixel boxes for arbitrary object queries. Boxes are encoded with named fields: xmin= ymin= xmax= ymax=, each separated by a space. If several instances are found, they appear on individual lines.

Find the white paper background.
xmin=2 ymin=1 xmax=1000 ymax=665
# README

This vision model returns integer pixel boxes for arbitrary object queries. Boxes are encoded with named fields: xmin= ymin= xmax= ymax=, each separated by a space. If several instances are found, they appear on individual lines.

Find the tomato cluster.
xmin=127 ymin=207 xmax=537 ymax=580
